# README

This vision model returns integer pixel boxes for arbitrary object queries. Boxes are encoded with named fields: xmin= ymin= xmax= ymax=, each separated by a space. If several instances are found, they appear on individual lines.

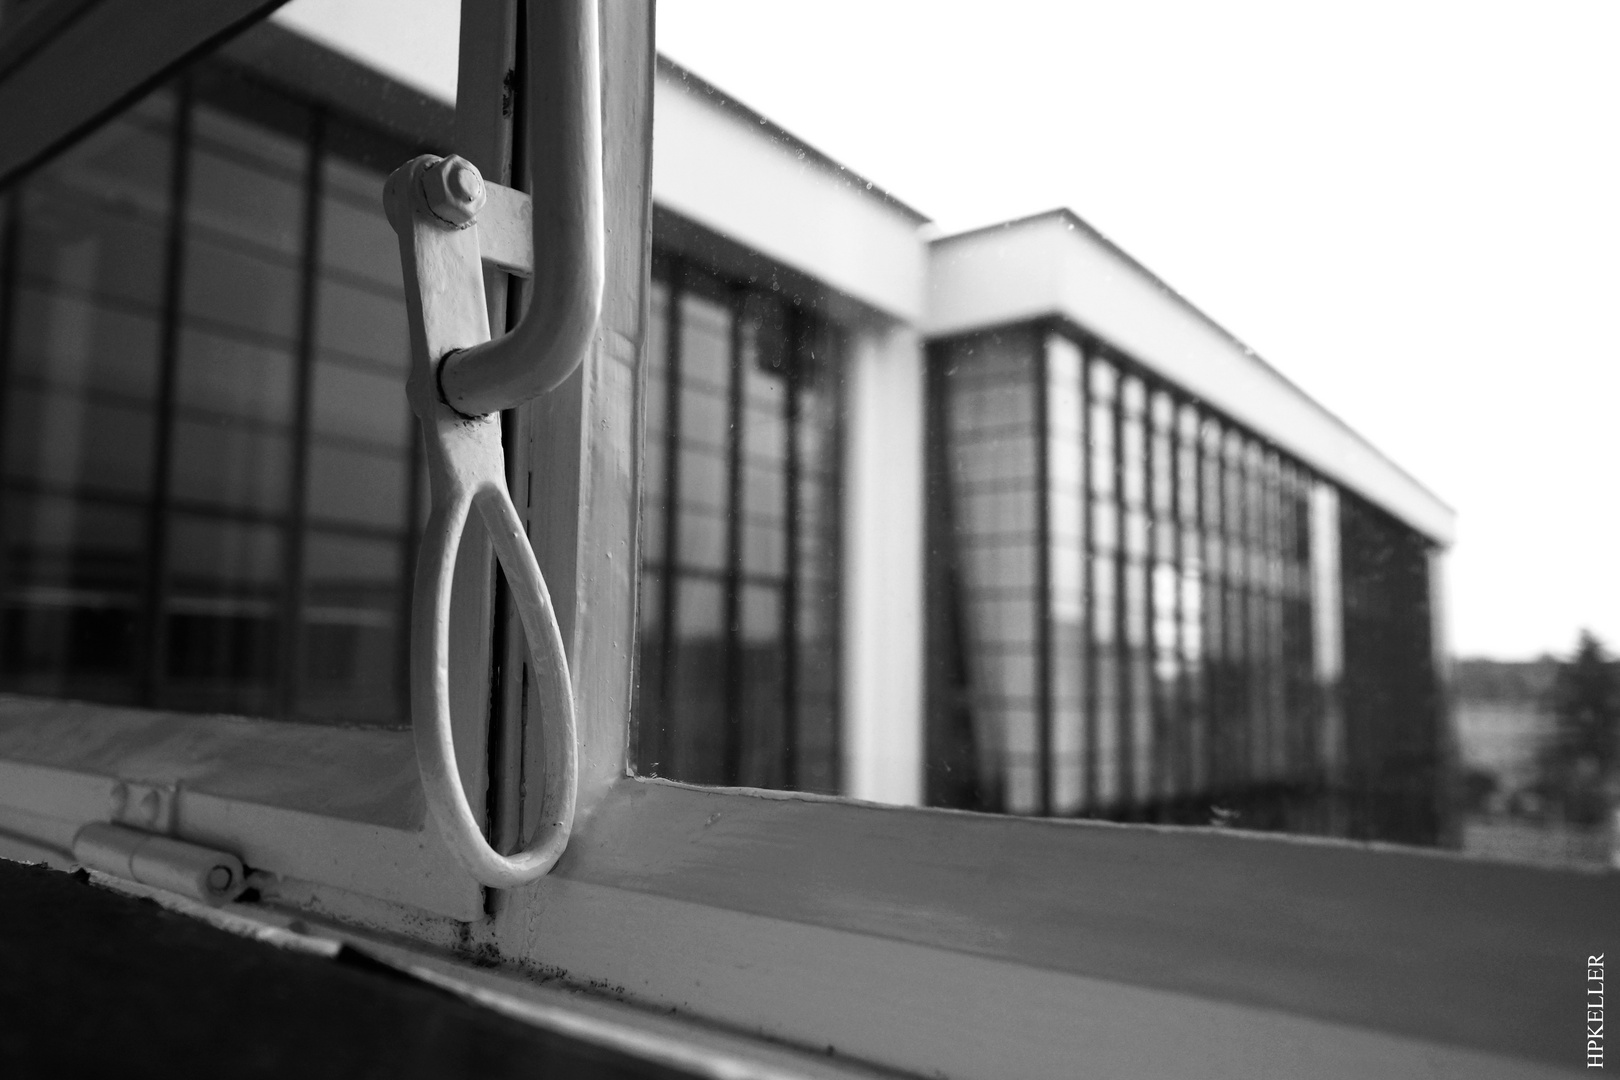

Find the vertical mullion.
xmin=0 ymin=193 xmax=17 ymax=470
xmin=827 ymin=325 xmax=846 ymax=795
xmin=1284 ymin=464 xmax=1298 ymax=782
xmin=277 ymin=107 xmax=325 ymax=720
xmin=1170 ymin=399 xmax=1188 ymax=807
xmin=1193 ymin=414 xmax=1208 ymax=798
xmin=1033 ymin=334 xmax=1053 ymax=817
xmin=1080 ymin=345 xmax=1096 ymax=815
xmin=1191 ymin=417 xmax=1205 ymax=798
xmin=138 ymin=75 xmax=194 ymax=707
xmin=1275 ymin=463 xmax=1290 ymax=785
xmin=1299 ymin=467 xmax=1311 ymax=784
xmin=781 ymin=309 xmax=803 ymax=790
xmin=1227 ymin=438 xmax=1245 ymax=795
xmin=1253 ymin=446 xmax=1268 ymax=788
xmin=1277 ymin=459 xmax=1288 ymax=785
xmin=1236 ymin=441 xmax=1254 ymax=793
xmin=1280 ymin=463 xmax=1296 ymax=784
xmin=1239 ymin=443 xmax=1255 ymax=788
xmin=1257 ymin=452 xmax=1269 ymax=786
xmin=1142 ymin=388 xmax=1159 ymax=816
xmin=1219 ymin=435 xmax=1235 ymax=794
xmin=1203 ymin=419 xmax=1221 ymax=796
xmin=1298 ymin=466 xmax=1319 ymax=795
xmin=656 ymin=270 xmax=683 ymax=767
xmin=1112 ymin=372 xmax=1130 ymax=812
xmin=1270 ymin=453 xmax=1283 ymax=780
xmin=1247 ymin=444 xmax=1264 ymax=788
xmin=721 ymin=286 xmax=747 ymax=786
xmin=1217 ymin=427 xmax=1232 ymax=798
xmin=0 ymin=191 xmax=20 ymax=659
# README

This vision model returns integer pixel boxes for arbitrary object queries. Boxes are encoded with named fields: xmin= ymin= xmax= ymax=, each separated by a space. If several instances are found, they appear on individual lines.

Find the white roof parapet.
xmin=652 ymin=57 xmax=929 ymax=324
xmin=926 ymin=210 xmax=1456 ymax=546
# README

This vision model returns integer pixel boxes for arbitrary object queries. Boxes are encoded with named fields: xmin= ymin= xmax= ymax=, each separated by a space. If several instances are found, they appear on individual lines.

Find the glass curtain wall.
xmin=635 ymin=256 xmax=842 ymax=794
xmin=1338 ymin=491 xmax=1446 ymax=845
xmin=931 ymin=327 xmax=1041 ymax=812
xmin=0 ymin=63 xmax=433 ymax=727
xmin=930 ymin=326 xmax=1333 ymax=831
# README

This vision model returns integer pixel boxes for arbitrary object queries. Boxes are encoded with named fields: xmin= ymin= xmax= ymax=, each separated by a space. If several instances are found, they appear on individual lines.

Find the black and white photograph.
xmin=0 ymin=1 xmax=1612 ymax=1075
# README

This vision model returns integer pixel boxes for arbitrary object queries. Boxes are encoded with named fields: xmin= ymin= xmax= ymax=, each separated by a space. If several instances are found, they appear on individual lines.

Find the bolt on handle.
xmin=422 ymin=155 xmax=487 ymax=228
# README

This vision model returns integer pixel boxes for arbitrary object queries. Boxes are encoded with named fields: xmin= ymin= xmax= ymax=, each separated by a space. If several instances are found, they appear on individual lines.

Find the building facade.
xmin=0 ymin=16 xmax=1456 ymax=845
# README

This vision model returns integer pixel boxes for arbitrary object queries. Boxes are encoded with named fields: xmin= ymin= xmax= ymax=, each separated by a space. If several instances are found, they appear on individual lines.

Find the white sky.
xmin=655 ymin=0 xmax=1619 ymax=662
xmin=276 ymin=0 xmax=1619 ymax=661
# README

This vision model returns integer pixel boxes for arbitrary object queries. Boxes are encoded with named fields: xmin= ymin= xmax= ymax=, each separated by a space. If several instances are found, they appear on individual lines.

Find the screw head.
xmin=422 ymin=154 xmax=487 ymax=227
xmin=448 ymin=162 xmax=483 ymax=203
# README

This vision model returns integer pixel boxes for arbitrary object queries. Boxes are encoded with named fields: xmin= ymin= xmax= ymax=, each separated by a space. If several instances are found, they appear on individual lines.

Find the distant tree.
xmin=1459 ymin=766 xmax=1499 ymax=816
xmin=1537 ymin=631 xmax=1620 ymax=824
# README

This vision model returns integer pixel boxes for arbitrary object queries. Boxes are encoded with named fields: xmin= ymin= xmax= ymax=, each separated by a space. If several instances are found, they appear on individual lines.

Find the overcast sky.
xmin=280 ymin=0 xmax=1619 ymax=661
xmin=657 ymin=0 xmax=1619 ymax=662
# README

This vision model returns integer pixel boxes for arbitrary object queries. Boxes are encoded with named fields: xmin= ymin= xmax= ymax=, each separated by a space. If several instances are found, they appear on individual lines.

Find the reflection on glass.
xmin=923 ymin=325 xmax=1386 ymax=839
xmin=0 ymin=57 xmax=432 ymax=726
xmin=935 ymin=328 xmax=1040 ymax=812
xmin=0 ymin=91 xmax=175 ymax=706
xmin=635 ymin=260 xmax=842 ymax=793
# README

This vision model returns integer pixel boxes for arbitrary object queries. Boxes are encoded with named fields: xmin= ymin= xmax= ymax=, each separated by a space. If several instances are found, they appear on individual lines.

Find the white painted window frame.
xmin=0 ymin=4 xmax=1601 ymax=1078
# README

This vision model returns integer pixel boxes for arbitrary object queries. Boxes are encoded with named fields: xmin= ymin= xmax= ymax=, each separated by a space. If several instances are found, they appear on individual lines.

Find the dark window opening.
xmin=0 ymin=55 xmax=441 ymax=728
xmin=926 ymin=324 xmax=1444 ymax=844
xmin=633 ymin=257 xmax=843 ymax=794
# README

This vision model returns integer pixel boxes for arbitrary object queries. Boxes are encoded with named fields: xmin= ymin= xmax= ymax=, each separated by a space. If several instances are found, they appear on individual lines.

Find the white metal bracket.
xmin=383 ymin=0 xmax=602 ymax=890
xmin=110 ymin=779 xmax=178 ymax=833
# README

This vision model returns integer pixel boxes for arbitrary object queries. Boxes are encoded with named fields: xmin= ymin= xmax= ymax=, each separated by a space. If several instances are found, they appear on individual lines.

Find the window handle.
xmin=441 ymin=0 xmax=604 ymax=418
xmin=382 ymin=0 xmax=601 ymax=889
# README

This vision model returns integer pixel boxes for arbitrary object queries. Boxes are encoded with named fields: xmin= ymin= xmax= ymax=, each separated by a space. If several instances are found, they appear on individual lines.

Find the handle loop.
xmin=383 ymin=0 xmax=602 ymax=889
xmin=410 ymin=412 xmax=576 ymax=888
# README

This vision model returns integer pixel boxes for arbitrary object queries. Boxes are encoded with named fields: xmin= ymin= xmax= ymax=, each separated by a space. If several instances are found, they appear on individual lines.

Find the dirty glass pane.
xmin=0 ymin=92 xmax=176 ymax=706
xmin=0 ymin=24 xmax=444 ymax=726
xmin=634 ymin=260 xmax=843 ymax=794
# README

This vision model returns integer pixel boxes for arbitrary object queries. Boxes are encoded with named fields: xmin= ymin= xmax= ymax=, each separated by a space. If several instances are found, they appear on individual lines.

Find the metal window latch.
xmin=383 ymin=0 xmax=603 ymax=889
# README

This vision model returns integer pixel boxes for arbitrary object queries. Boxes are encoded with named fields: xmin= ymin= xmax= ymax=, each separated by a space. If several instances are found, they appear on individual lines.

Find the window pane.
xmin=0 ymin=50 xmax=425 ymax=728
xmin=635 ymin=267 xmax=842 ymax=793
xmin=298 ymin=531 xmax=404 ymax=725
xmin=162 ymin=514 xmax=281 ymax=715
xmin=0 ymin=492 xmax=144 ymax=703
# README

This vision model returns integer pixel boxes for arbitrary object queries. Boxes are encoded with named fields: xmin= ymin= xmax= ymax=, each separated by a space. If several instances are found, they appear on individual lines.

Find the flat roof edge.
xmin=931 ymin=211 xmax=1455 ymax=544
xmin=656 ymin=54 xmax=931 ymax=226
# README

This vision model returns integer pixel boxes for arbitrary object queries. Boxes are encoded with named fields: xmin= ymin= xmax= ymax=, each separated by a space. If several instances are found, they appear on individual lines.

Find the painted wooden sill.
xmin=0 ymin=694 xmax=480 ymax=919
xmin=534 ymin=777 xmax=1612 ymax=1077
xmin=0 ymin=692 xmax=1609 ymax=1077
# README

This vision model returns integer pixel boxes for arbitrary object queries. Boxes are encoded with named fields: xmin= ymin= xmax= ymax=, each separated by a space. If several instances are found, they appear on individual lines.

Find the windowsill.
xmin=0 ymin=694 xmax=420 ymax=825
xmin=0 ymin=691 xmax=1605 ymax=1076
xmin=557 ymin=775 xmax=1600 ymax=1072
xmin=0 ymin=692 xmax=480 ymax=919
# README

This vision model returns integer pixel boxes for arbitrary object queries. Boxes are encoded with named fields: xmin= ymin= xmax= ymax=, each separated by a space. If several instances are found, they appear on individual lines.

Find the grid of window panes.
xmin=635 ymin=257 xmax=842 ymax=793
xmin=0 ymin=64 xmax=431 ymax=726
xmin=1338 ymin=490 xmax=1446 ymax=844
xmin=931 ymin=327 xmax=1322 ymax=824
xmin=937 ymin=328 xmax=1042 ymax=812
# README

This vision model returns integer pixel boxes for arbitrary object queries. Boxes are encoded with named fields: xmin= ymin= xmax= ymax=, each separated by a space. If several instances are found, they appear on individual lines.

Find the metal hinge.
xmin=72 ymin=821 xmax=246 ymax=907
